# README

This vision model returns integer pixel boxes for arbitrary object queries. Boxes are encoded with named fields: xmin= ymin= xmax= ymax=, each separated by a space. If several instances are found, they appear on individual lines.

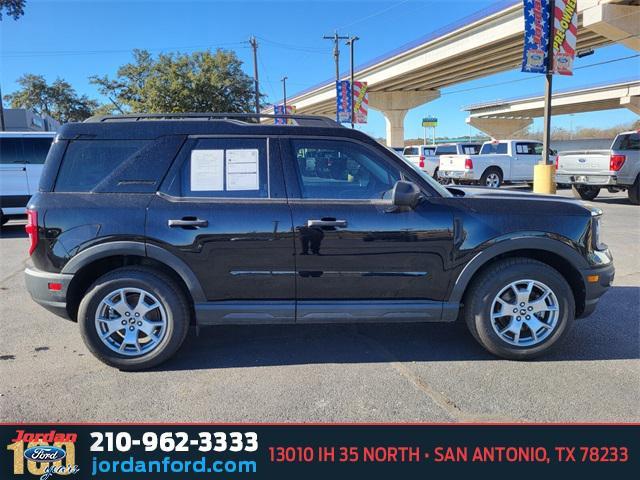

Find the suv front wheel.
xmin=78 ymin=267 xmax=190 ymax=370
xmin=464 ymin=258 xmax=575 ymax=360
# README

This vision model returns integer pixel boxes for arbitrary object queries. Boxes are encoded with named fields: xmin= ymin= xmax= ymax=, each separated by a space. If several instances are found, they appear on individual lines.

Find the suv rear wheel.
xmin=464 ymin=258 xmax=574 ymax=360
xmin=572 ymin=185 xmax=600 ymax=201
xmin=628 ymin=175 xmax=639 ymax=205
xmin=78 ymin=267 xmax=190 ymax=370
xmin=480 ymin=168 xmax=502 ymax=188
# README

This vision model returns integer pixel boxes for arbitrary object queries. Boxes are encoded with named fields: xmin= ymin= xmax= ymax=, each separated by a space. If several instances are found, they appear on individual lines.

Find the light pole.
xmin=281 ymin=76 xmax=288 ymax=110
xmin=323 ymin=31 xmax=349 ymax=123
xmin=346 ymin=36 xmax=359 ymax=129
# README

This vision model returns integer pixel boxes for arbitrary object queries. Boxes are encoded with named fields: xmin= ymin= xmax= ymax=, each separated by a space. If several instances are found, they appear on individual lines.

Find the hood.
xmin=447 ymin=185 xmax=575 ymax=202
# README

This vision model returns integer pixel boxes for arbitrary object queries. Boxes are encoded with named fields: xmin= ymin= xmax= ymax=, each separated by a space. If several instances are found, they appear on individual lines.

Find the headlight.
xmin=591 ymin=214 xmax=606 ymax=251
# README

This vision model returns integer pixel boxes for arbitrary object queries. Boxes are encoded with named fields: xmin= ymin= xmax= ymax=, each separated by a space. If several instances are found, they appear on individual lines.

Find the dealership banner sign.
xmin=552 ymin=0 xmax=578 ymax=75
xmin=352 ymin=81 xmax=368 ymax=124
xmin=336 ymin=80 xmax=352 ymax=123
xmin=522 ymin=0 xmax=552 ymax=73
xmin=1 ymin=424 xmax=637 ymax=479
xmin=273 ymin=105 xmax=296 ymax=125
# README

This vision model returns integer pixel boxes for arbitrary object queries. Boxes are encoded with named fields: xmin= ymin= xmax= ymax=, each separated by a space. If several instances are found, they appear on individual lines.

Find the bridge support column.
xmin=621 ymin=96 xmax=640 ymax=115
xmin=466 ymin=117 xmax=533 ymax=140
xmin=582 ymin=2 xmax=640 ymax=51
xmin=369 ymin=90 xmax=440 ymax=148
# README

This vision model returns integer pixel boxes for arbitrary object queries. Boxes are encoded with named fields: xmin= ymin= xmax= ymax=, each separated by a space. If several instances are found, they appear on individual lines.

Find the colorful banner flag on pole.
xmin=274 ymin=105 xmax=296 ymax=125
xmin=521 ymin=0 xmax=551 ymax=74
xmin=552 ymin=0 xmax=577 ymax=75
xmin=352 ymin=82 xmax=368 ymax=124
xmin=336 ymin=80 xmax=352 ymax=123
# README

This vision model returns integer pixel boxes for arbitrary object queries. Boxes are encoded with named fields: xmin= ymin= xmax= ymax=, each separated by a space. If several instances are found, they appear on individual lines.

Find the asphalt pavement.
xmin=1 ymin=187 xmax=638 ymax=422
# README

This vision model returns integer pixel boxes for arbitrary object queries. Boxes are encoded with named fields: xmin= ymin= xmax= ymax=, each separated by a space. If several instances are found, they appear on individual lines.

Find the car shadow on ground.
xmin=0 ymin=223 xmax=27 ymax=239
xmin=155 ymin=286 xmax=639 ymax=372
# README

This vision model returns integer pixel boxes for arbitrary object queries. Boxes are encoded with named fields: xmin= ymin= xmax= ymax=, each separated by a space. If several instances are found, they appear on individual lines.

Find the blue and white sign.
xmin=521 ymin=0 xmax=551 ymax=74
xmin=336 ymin=80 xmax=352 ymax=123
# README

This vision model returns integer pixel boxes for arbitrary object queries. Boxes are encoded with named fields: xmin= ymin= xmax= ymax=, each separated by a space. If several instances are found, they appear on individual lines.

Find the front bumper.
xmin=556 ymin=173 xmax=617 ymax=186
xmin=25 ymin=267 xmax=74 ymax=319
xmin=578 ymin=261 xmax=615 ymax=318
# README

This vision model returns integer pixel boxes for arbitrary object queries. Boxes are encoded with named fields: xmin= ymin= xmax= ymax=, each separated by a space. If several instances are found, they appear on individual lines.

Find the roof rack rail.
xmin=84 ymin=112 xmax=342 ymax=128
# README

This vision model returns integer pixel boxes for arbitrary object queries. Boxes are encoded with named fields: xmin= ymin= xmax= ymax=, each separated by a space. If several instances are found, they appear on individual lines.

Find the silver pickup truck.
xmin=556 ymin=130 xmax=639 ymax=204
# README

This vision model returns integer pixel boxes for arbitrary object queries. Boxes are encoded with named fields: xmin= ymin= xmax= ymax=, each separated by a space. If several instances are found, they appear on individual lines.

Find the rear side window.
xmin=55 ymin=140 xmax=149 ymax=192
xmin=480 ymin=142 xmax=508 ymax=154
xmin=164 ymin=137 xmax=269 ymax=198
xmin=422 ymin=147 xmax=436 ymax=156
xmin=515 ymin=142 xmax=542 ymax=154
xmin=613 ymin=133 xmax=640 ymax=150
xmin=22 ymin=138 xmax=53 ymax=164
xmin=403 ymin=147 xmax=419 ymax=156
xmin=461 ymin=144 xmax=480 ymax=155
xmin=0 ymin=138 xmax=22 ymax=164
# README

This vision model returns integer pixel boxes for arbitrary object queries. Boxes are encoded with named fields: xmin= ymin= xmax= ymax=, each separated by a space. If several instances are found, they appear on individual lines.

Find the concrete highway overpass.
xmin=265 ymin=0 xmax=639 ymax=147
xmin=465 ymin=78 xmax=640 ymax=138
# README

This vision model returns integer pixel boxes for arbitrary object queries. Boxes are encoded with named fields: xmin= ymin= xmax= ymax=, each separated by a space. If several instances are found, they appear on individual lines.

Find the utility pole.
xmin=249 ymin=36 xmax=260 ymax=116
xmin=0 ymin=83 xmax=5 ymax=131
xmin=541 ymin=0 xmax=555 ymax=166
xmin=281 ymin=76 xmax=288 ymax=110
xmin=323 ymin=31 xmax=349 ymax=123
xmin=346 ymin=36 xmax=359 ymax=128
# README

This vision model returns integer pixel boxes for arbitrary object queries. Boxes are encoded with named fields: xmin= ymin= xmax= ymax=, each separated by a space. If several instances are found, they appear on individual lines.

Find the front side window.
xmin=292 ymin=139 xmax=401 ymax=200
xmin=165 ymin=138 xmax=269 ymax=198
xmin=403 ymin=146 xmax=419 ymax=156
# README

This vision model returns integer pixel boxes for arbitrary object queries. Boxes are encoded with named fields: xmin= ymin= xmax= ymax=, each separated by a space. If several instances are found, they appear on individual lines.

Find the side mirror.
xmin=391 ymin=180 xmax=422 ymax=209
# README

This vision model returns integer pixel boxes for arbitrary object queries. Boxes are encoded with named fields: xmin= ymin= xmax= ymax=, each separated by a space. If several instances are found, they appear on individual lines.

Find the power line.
xmin=335 ymin=0 xmax=411 ymax=30
xmin=441 ymin=53 xmax=640 ymax=96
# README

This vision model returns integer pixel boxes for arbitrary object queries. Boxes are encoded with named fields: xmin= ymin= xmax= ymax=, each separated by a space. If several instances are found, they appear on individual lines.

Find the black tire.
xmin=572 ymin=185 xmax=600 ymax=201
xmin=78 ymin=267 xmax=190 ymax=371
xmin=0 ymin=212 xmax=6 ymax=227
xmin=433 ymin=168 xmax=450 ymax=185
xmin=463 ymin=258 xmax=575 ymax=360
xmin=480 ymin=167 xmax=503 ymax=188
xmin=628 ymin=175 xmax=639 ymax=205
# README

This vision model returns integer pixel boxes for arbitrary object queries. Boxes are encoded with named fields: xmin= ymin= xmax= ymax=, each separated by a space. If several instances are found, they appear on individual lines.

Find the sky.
xmin=1 ymin=0 xmax=638 ymax=140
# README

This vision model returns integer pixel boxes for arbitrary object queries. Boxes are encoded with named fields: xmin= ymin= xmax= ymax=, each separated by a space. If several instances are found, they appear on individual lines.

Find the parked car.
xmin=25 ymin=113 xmax=613 ymax=370
xmin=0 ymin=131 xmax=55 ymax=225
xmin=556 ymin=130 xmax=640 ymax=204
xmin=439 ymin=139 xmax=546 ymax=188
xmin=403 ymin=143 xmax=481 ymax=182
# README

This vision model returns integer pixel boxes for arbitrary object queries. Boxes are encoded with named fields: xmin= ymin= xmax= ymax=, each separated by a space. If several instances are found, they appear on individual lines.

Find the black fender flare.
xmin=61 ymin=240 xmax=206 ymax=303
xmin=448 ymin=236 xmax=588 ymax=305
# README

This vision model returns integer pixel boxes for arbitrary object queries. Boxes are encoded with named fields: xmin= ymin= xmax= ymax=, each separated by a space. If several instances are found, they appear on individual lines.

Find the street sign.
xmin=353 ymin=82 xmax=368 ymax=124
xmin=336 ymin=80 xmax=352 ymax=123
xmin=422 ymin=117 xmax=437 ymax=127
xmin=552 ymin=0 xmax=577 ymax=75
xmin=521 ymin=0 xmax=551 ymax=74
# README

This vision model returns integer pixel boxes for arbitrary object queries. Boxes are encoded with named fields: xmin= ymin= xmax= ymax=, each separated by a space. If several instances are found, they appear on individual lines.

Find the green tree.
xmin=0 ymin=0 xmax=25 ymax=20
xmin=90 ymin=49 xmax=262 ymax=114
xmin=4 ymin=74 xmax=98 ymax=122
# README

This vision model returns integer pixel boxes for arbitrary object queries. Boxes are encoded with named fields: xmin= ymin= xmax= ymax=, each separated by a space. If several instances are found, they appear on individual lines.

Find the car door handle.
xmin=168 ymin=218 xmax=209 ymax=228
xmin=307 ymin=219 xmax=348 ymax=228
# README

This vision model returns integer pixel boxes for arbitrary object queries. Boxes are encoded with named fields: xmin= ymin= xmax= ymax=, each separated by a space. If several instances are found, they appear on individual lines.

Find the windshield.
xmin=386 ymin=146 xmax=452 ymax=198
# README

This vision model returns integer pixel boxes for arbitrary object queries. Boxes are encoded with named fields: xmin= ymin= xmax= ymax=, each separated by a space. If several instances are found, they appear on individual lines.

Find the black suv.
xmin=25 ymin=113 xmax=614 ymax=370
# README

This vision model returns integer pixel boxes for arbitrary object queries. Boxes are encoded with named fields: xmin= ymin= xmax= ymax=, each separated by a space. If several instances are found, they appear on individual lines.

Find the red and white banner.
xmin=552 ymin=0 xmax=578 ymax=75
xmin=353 ymin=81 xmax=368 ymax=124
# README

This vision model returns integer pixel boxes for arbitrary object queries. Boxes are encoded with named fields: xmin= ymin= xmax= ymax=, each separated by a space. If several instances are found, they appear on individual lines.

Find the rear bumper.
xmin=578 ymin=262 xmax=615 ymax=319
xmin=24 ymin=267 xmax=73 ymax=319
xmin=556 ymin=173 xmax=617 ymax=186
xmin=440 ymin=170 xmax=475 ymax=180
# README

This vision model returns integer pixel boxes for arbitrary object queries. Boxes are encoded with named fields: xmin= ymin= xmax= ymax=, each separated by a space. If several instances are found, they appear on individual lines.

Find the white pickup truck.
xmin=438 ymin=139 xmax=544 ymax=188
xmin=556 ymin=130 xmax=639 ymax=204
xmin=402 ymin=142 xmax=481 ymax=182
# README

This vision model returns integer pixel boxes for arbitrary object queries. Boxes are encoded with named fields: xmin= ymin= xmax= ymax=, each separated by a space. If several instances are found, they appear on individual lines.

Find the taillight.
xmin=419 ymin=155 xmax=425 ymax=169
xmin=25 ymin=209 xmax=38 ymax=256
xmin=555 ymin=155 xmax=560 ymax=170
xmin=610 ymin=154 xmax=625 ymax=171
xmin=464 ymin=158 xmax=473 ymax=170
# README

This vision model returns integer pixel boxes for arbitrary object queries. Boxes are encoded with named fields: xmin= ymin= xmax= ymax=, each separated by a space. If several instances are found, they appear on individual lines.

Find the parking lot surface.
xmin=1 ymin=187 xmax=638 ymax=422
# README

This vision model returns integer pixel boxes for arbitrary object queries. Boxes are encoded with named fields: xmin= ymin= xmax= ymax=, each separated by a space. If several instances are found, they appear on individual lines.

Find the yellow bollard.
xmin=533 ymin=163 xmax=556 ymax=194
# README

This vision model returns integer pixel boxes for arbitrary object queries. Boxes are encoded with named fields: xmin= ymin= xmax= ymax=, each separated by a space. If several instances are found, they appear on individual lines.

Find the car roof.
xmin=0 ymin=131 xmax=56 ymax=138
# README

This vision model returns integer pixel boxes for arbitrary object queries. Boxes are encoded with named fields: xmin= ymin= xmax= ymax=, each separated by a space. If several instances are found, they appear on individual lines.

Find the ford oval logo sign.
xmin=578 ymin=158 xmax=586 ymax=163
xmin=23 ymin=446 xmax=66 ymax=463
